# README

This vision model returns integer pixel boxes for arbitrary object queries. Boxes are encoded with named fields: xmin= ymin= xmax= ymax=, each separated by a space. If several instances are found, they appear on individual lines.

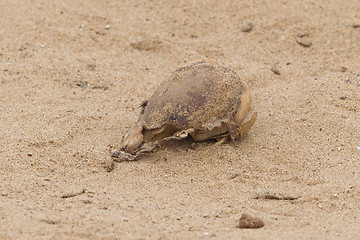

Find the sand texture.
xmin=0 ymin=0 xmax=359 ymax=239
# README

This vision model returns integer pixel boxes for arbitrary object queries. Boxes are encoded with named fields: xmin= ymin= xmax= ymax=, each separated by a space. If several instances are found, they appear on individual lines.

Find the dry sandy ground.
xmin=1 ymin=0 xmax=360 ymax=239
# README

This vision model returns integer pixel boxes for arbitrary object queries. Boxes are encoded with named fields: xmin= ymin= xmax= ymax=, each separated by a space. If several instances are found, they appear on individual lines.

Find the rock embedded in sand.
xmin=238 ymin=213 xmax=265 ymax=229
xmin=253 ymin=190 xmax=300 ymax=200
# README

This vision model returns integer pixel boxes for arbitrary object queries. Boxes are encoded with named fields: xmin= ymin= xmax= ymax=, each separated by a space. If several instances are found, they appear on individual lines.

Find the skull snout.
xmin=121 ymin=125 xmax=144 ymax=154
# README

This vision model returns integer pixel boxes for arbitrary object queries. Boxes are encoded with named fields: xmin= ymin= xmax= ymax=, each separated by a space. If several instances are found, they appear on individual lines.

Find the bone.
xmin=111 ymin=142 xmax=159 ymax=161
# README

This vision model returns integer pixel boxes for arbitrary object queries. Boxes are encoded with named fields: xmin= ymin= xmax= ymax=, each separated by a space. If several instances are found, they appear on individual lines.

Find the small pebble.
xmin=83 ymin=200 xmax=92 ymax=204
xmin=271 ymin=64 xmax=281 ymax=75
xmin=228 ymin=173 xmax=239 ymax=180
xmin=105 ymin=159 xmax=114 ymax=172
xmin=352 ymin=23 xmax=360 ymax=29
xmin=130 ymin=40 xmax=162 ymax=51
xmin=357 ymin=146 xmax=360 ymax=151
xmin=241 ymin=22 xmax=254 ymax=32
xmin=190 ymin=142 xmax=198 ymax=149
xmin=296 ymin=34 xmax=312 ymax=47
xmin=340 ymin=66 xmax=347 ymax=72
xmin=42 ymin=219 xmax=58 ymax=225
xmin=105 ymin=25 xmax=110 ymax=29
xmin=238 ymin=213 xmax=265 ymax=229
xmin=86 ymin=63 xmax=96 ymax=71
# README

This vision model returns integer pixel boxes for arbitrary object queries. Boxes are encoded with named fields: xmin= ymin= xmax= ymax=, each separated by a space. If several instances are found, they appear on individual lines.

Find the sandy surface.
xmin=1 ymin=0 xmax=360 ymax=239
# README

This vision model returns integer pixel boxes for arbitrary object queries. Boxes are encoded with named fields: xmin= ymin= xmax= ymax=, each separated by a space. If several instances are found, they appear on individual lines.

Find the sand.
xmin=0 ymin=0 xmax=359 ymax=239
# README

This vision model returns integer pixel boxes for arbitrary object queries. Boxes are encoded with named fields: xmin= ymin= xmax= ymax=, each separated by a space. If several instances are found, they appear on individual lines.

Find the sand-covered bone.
xmin=117 ymin=62 xmax=256 ymax=160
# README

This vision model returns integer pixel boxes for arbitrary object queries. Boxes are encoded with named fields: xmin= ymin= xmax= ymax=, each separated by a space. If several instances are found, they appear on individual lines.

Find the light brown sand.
xmin=1 ymin=0 xmax=359 ymax=239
